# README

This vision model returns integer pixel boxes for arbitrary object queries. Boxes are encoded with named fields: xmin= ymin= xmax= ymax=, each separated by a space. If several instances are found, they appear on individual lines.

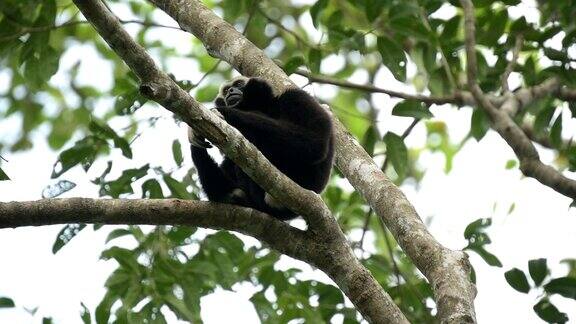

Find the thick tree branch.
xmin=71 ymin=1 xmax=407 ymax=322
xmin=0 ymin=198 xmax=310 ymax=257
xmin=460 ymin=0 xmax=576 ymax=200
xmin=146 ymin=0 xmax=478 ymax=322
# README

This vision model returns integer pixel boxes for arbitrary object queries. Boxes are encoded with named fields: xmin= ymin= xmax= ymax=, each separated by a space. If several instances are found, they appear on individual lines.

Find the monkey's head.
xmin=215 ymin=76 xmax=248 ymax=108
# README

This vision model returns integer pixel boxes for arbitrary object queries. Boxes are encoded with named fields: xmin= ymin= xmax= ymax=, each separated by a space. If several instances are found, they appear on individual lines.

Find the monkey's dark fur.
xmin=189 ymin=77 xmax=334 ymax=220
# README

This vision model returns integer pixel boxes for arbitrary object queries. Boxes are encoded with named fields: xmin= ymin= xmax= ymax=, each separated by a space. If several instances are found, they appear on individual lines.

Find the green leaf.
xmin=361 ymin=126 xmax=379 ymax=156
xmin=550 ymin=114 xmax=563 ymax=148
xmin=533 ymin=299 xmax=568 ymax=324
xmin=98 ymin=165 xmax=149 ymax=198
xmin=463 ymin=218 xmax=491 ymax=239
xmin=534 ymin=103 xmax=556 ymax=134
xmin=544 ymin=277 xmax=576 ymax=300
xmin=392 ymin=100 xmax=433 ymax=119
xmin=310 ymin=0 xmax=329 ymax=29
xmin=505 ymin=160 xmax=517 ymax=169
xmin=89 ymin=120 xmax=132 ymax=159
xmin=478 ymin=10 xmax=508 ymax=46
xmin=505 ymin=268 xmax=531 ymax=293
xmin=52 ymin=136 xmax=106 ymax=178
xmin=528 ymin=258 xmax=548 ymax=287
xmin=80 ymin=302 xmax=91 ymax=324
xmin=467 ymin=246 xmax=502 ymax=267
xmin=142 ymin=179 xmax=164 ymax=199
xmin=365 ymin=0 xmax=386 ymax=22
xmin=283 ymin=56 xmax=306 ymax=75
xmin=52 ymin=224 xmax=87 ymax=254
xmin=0 ymin=167 xmax=9 ymax=181
xmin=441 ymin=15 xmax=461 ymax=39
xmin=377 ymin=36 xmax=407 ymax=82
xmin=42 ymin=180 xmax=76 ymax=198
xmin=0 ymin=297 xmax=15 ymax=308
xmin=105 ymin=229 xmax=132 ymax=244
xmin=308 ymin=48 xmax=322 ymax=74
xmin=389 ymin=17 xmax=432 ymax=41
xmin=195 ymin=84 xmax=220 ymax=102
xmin=163 ymin=174 xmax=194 ymax=199
xmin=172 ymin=140 xmax=183 ymax=167
xmin=471 ymin=108 xmax=490 ymax=141
xmin=23 ymin=47 xmax=60 ymax=88
xmin=383 ymin=132 xmax=408 ymax=178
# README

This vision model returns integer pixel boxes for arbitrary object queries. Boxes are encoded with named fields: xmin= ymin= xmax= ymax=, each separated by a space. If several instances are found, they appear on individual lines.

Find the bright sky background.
xmin=1 ymin=1 xmax=576 ymax=323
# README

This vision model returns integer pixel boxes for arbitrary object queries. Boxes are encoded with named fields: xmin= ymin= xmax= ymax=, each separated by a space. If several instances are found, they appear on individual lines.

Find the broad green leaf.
xmin=544 ymin=277 xmax=576 ymax=300
xmin=389 ymin=17 xmax=432 ymax=41
xmin=463 ymin=218 xmax=491 ymax=239
xmin=89 ymin=120 xmax=132 ymax=158
xmin=308 ymin=48 xmax=322 ymax=74
xmin=441 ymin=15 xmax=461 ymax=39
xmin=468 ymin=246 xmax=502 ymax=267
xmin=505 ymin=268 xmax=531 ymax=293
xmin=80 ymin=302 xmax=91 ymax=324
xmin=505 ymin=160 xmax=517 ymax=169
xmin=377 ymin=36 xmax=407 ymax=82
xmin=142 ymin=179 xmax=164 ymax=199
xmin=0 ymin=297 xmax=15 ymax=308
xmin=550 ymin=114 xmax=563 ymax=148
xmin=534 ymin=103 xmax=556 ymax=134
xmin=361 ymin=126 xmax=379 ymax=156
xmin=283 ymin=56 xmax=306 ymax=75
xmin=528 ymin=258 xmax=548 ymax=287
xmin=392 ymin=100 xmax=433 ymax=119
xmin=172 ymin=140 xmax=183 ymax=167
xmin=0 ymin=167 xmax=9 ymax=181
xmin=105 ymin=229 xmax=132 ymax=244
xmin=195 ymin=84 xmax=220 ymax=102
xmin=383 ymin=132 xmax=408 ymax=178
xmin=52 ymin=224 xmax=87 ymax=254
xmin=42 ymin=180 xmax=77 ymax=198
xmin=310 ymin=0 xmax=329 ymax=29
xmin=98 ymin=165 xmax=149 ymax=198
xmin=23 ymin=47 xmax=60 ymax=88
xmin=533 ymin=299 xmax=568 ymax=324
xmin=163 ymin=174 xmax=194 ymax=199
xmin=365 ymin=0 xmax=386 ymax=22
xmin=471 ymin=108 xmax=490 ymax=141
xmin=52 ymin=136 xmax=106 ymax=178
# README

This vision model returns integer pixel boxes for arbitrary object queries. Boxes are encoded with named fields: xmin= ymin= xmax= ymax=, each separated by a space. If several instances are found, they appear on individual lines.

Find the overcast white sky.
xmin=1 ymin=1 xmax=576 ymax=323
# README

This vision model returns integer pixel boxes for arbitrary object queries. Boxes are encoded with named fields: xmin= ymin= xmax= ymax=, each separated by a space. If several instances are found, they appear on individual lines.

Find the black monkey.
xmin=188 ymin=77 xmax=334 ymax=220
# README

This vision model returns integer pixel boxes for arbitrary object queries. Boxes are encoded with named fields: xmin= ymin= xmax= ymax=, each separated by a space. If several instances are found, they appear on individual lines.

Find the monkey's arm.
xmin=190 ymin=146 xmax=236 ymax=201
xmin=216 ymin=108 xmax=323 ymax=161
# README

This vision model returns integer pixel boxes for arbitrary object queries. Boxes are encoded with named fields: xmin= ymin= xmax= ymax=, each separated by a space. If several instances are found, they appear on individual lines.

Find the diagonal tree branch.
xmin=460 ymin=0 xmax=576 ymax=200
xmin=68 ymin=1 xmax=408 ymax=322
xmin=146 ymin=0 xmax=478 ymax=322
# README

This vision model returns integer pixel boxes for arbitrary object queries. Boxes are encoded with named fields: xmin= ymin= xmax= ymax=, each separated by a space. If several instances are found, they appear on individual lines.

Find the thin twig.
xmin=257 ymin=6 xmax=316 ymax=49
xmin=502 ymin=34 xmax=524 ymax=94
xmin=296 ymin=69 xmax=465 ymax=105
xmin=382 ymin=118 xmax=420 ymax=171
xmin=0 ymin=19 xmax=184 ymax=42
xmin=419 ymin=7 xmax=457 ymax=89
